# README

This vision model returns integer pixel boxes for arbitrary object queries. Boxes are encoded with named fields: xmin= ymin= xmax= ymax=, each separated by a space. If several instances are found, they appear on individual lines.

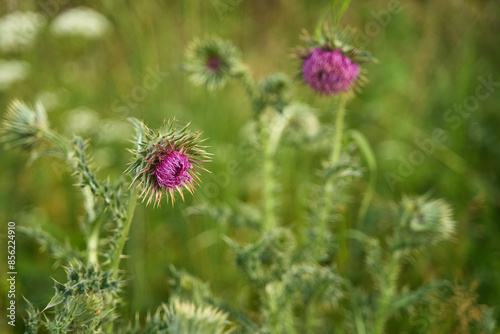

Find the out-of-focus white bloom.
xmin=0 ymin=59 xmax=30 ymax=90
xmin=35 ymin=88 xmax=69 ymax=111
xmin=65 ymin=107 xmax=100 ymax=134
xmin=284 ymin=103 xmax=320 ymax=139
xmin=99 ymin=120 xmax=131 ymax=143
xmin=0 ymin=11 xmax=46 ymax=53
xmin=51 ymin=7 xmax=111 ymax=39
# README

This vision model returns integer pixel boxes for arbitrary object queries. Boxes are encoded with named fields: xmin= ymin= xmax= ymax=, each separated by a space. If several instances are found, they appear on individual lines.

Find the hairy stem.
xmin=372 ymin=250 xmax=401 ymax=334
xmin=349 ymin=130 xmax=377 ymax=225
xmin=330 ymin=94 xmax=347 ymax=164
xmin=110 ymin=186 xmax=139 ymax=277
xmin=41 ymin=129 xmax=98 ymax=227
xmin=261 ymin=112 xmax=288 ymax=231
xmin=316 ymin=94 xmax=348 ymax=260
xmin=87 ymin=212 xmax=107 ymax=267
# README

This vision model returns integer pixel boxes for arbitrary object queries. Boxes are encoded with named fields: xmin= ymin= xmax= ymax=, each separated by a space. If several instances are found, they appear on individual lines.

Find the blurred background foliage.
xmin=0 ymin=0 xmax=499 ymax=332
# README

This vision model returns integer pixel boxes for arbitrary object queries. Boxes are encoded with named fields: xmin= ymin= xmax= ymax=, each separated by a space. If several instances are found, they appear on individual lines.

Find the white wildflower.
xmin=51 ymin=7 xmax=111 ymax=39
xmin=0 ymin=11 xmax=46 ymax=53
xmin=65 ymin=107 xmax=100 ymax=134
xmin=0 ymin=59 xmax=30 ymax=90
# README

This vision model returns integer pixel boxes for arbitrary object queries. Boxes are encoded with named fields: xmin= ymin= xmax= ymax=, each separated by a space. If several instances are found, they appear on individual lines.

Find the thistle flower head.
xmin=393 ymin=195 xmax=455 ymax=251
xmin=1 ymin=100 xmax=48 ymax=151
xmin=184 ymin=37 xmax=241 ymax=90
xmin=295 ymin=25 xmax=374 ymax=96
xmin=126 ymin=118 xmax=210 ymax=206
xmin=166 ymin=299 xmax=233 ymax=334
xmin=302 ymin=47 xmax=359 ymax=94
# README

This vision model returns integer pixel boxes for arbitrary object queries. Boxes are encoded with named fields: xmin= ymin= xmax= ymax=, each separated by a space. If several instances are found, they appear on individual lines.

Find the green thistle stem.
xmin=262 ymin=151 xmax=276 ymax=231
xmin=372 ymin=250 xmax=402 ymax=334
xmin=41 ymin=129 xmax=103 ymax=267
xmin=261 ymin=112 xmax=288 ymax=231
xmin=316 ymin=94 xmax=347 ymax=260
xmin=236 ymin=65 xmax=288 ymax=231
xmin=40 ymin=129 xmax=98 ymax=225
xmin=87 ymin=212 xmax=107 ymax=267
xmin=330 ymin=94 xmax=347 ymax=164
xmin=110 ymin=186 xmax=139 ymax=278
xmin=40 ymin=128 xmax=72 ymax=158
xmin=372 ymin=211 xmax=407 ymax=334
xmin=235 ymin=67 xmax=259 ymax=108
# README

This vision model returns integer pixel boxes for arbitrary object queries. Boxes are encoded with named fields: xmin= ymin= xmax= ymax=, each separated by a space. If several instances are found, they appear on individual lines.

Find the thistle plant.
xmin=2 ymin=1 xmax=498 ymax=334
xmin=0 ymin=101 xmax=224 ymax=333
xmin=180 ymin=1 xmax=497 ymax=333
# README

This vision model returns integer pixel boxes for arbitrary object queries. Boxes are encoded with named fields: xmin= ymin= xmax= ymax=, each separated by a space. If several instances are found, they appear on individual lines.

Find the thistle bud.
xmin=126 ymin=118 xmax=210 ymax=206
xmin=393 ymin=195 xmax=455 ymax=251
xmin=184 ymin=37 xmax=241 ymax=90
xmin=166 ymin=299 xmax=233 ymax=334
xmin=1 ymin=100 xmax=48 ymax=151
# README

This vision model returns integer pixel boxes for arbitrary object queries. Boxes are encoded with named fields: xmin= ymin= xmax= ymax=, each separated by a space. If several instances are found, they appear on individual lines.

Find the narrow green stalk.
xmin=261 ymin=112 xmax=288 ymax=231
xmin=235 ymin=67 xmax=259 ymax=108
xmin=330 ymin=95 xmax=347 ymax=164
xmin=372 ymin=210 xmax=409 ymax=333
xmin=87 ymin=212 xmax=107 ymax=267
xmin=41 ymin=129 xmax=98 ymax=226
xmin=372 ymin=250 xmax=401 ymax=334
xmin=304 ymin=304 xmax=315 ymax=334
xmin=110 ymin=186 xmax=139 ymax=277
xmin=234 ymin=64 xmax=290 ymax=231
xmin=262 ymin=148 xmax=276 ymax=231
xmin=354 ymin=307 xmax=367 ymax=334
xmin=40 ymin=128 xmax=70 ymax=153
xmin=349 ymin=130 xmax=377 ymax=225
xmin=316 ymin=95 xmax=347 ymax=259
xmin=82 ymin=185 xmax=96 ymax=223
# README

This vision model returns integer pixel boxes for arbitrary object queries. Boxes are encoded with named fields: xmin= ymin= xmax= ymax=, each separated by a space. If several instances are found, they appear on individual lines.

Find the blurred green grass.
xmin=0 ymin=0 xmax=499 ymax=331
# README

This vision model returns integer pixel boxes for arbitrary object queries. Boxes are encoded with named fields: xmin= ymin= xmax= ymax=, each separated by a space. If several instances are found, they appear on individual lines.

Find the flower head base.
xmin=295 ymin=25 xmax=375 ymax=96
xmin=184 ymin=37 xmax=241 ymax=90
xmin=302 ymin=47 xmax=359 ymax=95
xmin=127 ymin=118 xmax=210 ymax=206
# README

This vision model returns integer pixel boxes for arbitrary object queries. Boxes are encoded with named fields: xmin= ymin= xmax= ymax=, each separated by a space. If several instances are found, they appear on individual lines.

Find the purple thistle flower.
xmin=154 ymin=149 xmax=193 ymax=190
xmin=301 ymin=47 xmax=359 ymax=95
xmin=127 ymin=119 xmax=210 ymax=206
xmin=206 ymin=56 xmax=221 ymax=72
